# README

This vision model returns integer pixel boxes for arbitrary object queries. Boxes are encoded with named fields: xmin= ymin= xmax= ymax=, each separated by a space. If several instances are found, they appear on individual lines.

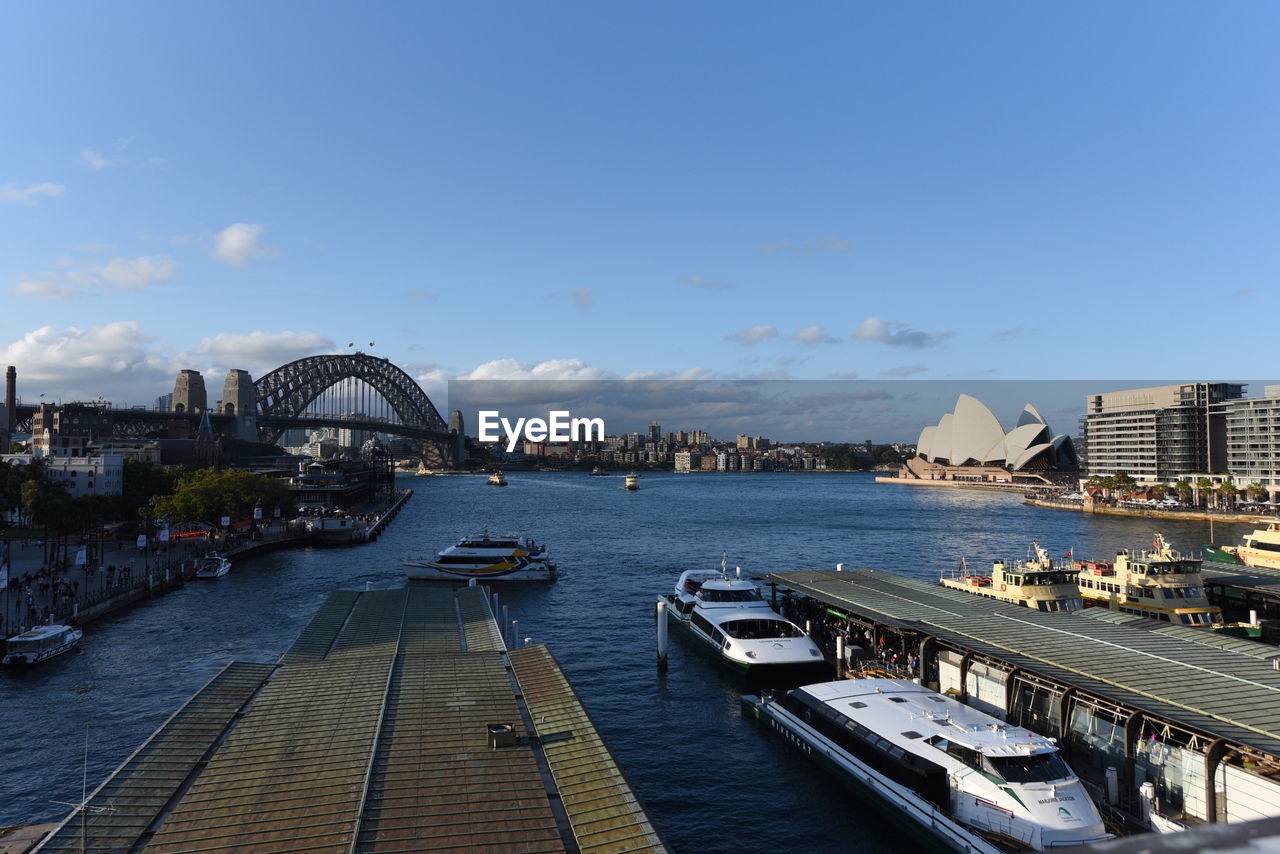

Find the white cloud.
xmin=1 ymin=182 xmax=65 ymax=205
xmin=212 ymin=223 xmax=279 ymax=267
xmin=90 ymin=255 xmax=178 ymax=290
xmin=852 ymin=317 xmax=954 ymax=348
xmin=12 ymin=254 xmax=179 ymax=299
xmin=459 ymin=358 xmax=615 ymax=381
xmin=726 ymin=325 xmax=778 ymax=346
xmin=791 ymin=325 xmax=838 ymax=345
xmin=79 ymin=148 xmax=117 ymax=169
xmin=191 ymin=331 xmax=334 ymax=372
xmin=14 ymin=280 xmax=80 ymax=300
xmin=0 ymin=323 xmax=179 ymax=403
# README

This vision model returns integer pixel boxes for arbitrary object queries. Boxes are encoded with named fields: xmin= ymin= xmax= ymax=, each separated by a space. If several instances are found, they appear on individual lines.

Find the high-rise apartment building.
xmin=1082 ymin=382 xmax=1244 ymax=482
xmin=1215 ymin=389 xmax=1280 ymax=494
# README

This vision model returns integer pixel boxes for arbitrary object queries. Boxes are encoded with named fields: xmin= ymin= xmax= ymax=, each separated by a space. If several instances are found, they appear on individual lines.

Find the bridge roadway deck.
xmin=37 ymin=584 xmax=664 ymax=854
xmin=766 ymin=568 xmax=1280 ymax=761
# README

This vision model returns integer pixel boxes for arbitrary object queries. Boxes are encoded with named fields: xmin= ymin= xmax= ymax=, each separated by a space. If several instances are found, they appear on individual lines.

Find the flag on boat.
xmin=1063 ymin=548 xmax=1073 ymax=559
xmin=958 ymin=556 xmax=967 ymax=572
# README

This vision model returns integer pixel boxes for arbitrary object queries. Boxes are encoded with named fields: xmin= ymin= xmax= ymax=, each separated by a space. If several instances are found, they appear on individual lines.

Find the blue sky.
xmin=1 ymin=2 xmax=1277 ymax=416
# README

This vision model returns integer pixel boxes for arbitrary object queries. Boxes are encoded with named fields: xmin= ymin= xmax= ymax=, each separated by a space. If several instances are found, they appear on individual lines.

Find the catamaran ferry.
xmin=1205 ymin=521 xmax=1280 ymax=570
xmin=402 ymin=532 xmax=556 ymax=582
xmin=1075 ymin=534 xmax=1221 ymax=626
xmin=3 ymin=624 xmax=84 ymax=666
xmin=743 ymin=678 xmax=1109 ymax=852
xmin=662 ymin=564 xmax=825 ymax=674
xmin=940 ymin=543 xmax=1083 ymax=613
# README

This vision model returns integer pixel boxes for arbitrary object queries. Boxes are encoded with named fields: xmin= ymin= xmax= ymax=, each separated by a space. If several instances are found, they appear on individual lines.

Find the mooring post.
xmin=491 ymin=592 xmax=499 ymax=618
xmin=511 ymin=619 xmax=518 ymax=649
xmin=835 ymin=634 xmax=845 ymax=679
xmin=502 ymin=605 xmax=510 ymax=646
xmin=656 ymin=599 xmax=669 ymax=670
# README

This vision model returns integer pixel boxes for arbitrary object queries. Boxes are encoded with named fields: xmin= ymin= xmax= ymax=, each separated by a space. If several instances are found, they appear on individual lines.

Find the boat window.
xmin=699 ymin=588 xmax=764 ymax=603
xmin=719 ymin=619 xmax=801 ymax=639
xmin=901 ymin=731 xmax=923 ymax=740
xmin=945 ymin=742 xmax=982 ymax=769
xmin=849 ymin=701 xmax=867 ymax=709
xmin=888 ymin=697 xmax=908 ymax=704
xmin=711 ymin=629 xmax=726 ymax=646
xmin=984 ymin=752 xmax=1072 ymax=784
xmin=690 ymin=613 xmax=716 ymax=636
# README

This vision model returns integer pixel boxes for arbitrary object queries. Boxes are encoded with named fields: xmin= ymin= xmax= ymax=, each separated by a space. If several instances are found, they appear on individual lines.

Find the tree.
xmin=1217 ymin=479 xmax=1238 ymax=509
xmin=1150 ymin=483 xmax=1167 ymax=498
xmin=1246 ymin=482 xmax=1269 ymax=502
xmin=1196 ymin=477 xmax=1214 ymax=508
xmin=150 ymin=468 xmax=296 ymax=525
xmin=1174 ymin=479 xmax=1193 ymax=503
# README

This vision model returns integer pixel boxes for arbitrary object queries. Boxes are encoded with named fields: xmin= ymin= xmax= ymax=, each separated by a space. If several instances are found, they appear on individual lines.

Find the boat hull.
xmin=741 ymin=695 xmax=1003 ymax=854
xmin=3 ymin=632 xmax=83 ymax=667
xmin=664 ymin=605 xmax=828 ymax=675
xmin=404 ymin=563 xmax=555 ymax=582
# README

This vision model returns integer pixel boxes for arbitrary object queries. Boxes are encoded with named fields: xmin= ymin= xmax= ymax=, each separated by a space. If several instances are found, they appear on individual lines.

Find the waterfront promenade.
xmin=0 ymin=488 xmax=413 ymax=639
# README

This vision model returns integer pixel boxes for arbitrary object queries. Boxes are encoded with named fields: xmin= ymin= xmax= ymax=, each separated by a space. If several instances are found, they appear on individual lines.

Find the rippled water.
xmin=0 ymin=473 xmax=1253 ymax=852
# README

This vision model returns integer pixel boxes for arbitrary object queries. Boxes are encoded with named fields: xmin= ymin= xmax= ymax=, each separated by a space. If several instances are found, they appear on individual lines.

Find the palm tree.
xmin=1196 ymin=477 xmax=1214 ymax=509
xmin=1246 ymin=482 xmax=1269 ymax=503
xmin=1217 ymin=479 xmax=1238 ymax=510
xmin=1174 ymin=479 xmax=1193 ymax=504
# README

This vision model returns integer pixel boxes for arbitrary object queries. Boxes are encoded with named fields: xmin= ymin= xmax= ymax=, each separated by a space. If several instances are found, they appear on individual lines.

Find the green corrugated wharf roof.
xmin=38 ymin=583 xmax=665 ymax=854
xmin=766 ymin=568 xmax=1280 ymax=759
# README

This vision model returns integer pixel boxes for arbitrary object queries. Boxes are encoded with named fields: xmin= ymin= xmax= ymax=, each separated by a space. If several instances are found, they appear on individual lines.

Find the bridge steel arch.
xmin=254 ymin=354 xmax=455 ymax=465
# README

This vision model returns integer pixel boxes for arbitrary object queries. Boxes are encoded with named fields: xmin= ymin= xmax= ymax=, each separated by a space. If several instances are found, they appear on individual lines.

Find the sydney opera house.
xmin=900 ymin=394 xmax=1079 ymax=486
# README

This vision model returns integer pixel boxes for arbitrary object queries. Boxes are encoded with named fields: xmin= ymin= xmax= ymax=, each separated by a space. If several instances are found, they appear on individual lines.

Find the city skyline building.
xmin=1082 ymin=382 xmax=1244 ymax=482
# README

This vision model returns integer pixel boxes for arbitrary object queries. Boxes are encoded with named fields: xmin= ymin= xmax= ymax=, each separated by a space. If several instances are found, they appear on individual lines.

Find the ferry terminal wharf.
xmin=31 ymin=582 xmax=665 ymax=854
xmin=763 ymin=567 xmax=1280 ymax=835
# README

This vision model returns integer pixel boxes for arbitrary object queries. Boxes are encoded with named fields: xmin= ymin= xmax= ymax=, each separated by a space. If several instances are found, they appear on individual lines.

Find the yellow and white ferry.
xmin=1205 ymin=521 xmax=1280 ymax=570
xmin=1075 ymin=534 xmax=1221 ymax=626
xmin=402 ymin=531 xmax=556 ymax=582
xmin=940 ymin=542 xmax=1083 ymax=612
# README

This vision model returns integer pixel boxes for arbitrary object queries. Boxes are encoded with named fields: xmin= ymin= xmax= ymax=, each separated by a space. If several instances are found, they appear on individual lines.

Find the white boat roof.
xmin=800 ymin=678 xmax=1058 ymax=757
xmin=9 ymin=624 xmax=76 ymax=642
xmin=705 ymin=608 xmax=791 ymax=626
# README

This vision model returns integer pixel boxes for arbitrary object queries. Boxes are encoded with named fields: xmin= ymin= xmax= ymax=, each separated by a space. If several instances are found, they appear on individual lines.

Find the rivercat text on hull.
xmin=403 ymin=532 xmax=556 ymax=582
xmin=662 ymin=565 xmax=824 ymax=673
xmin=4 ymin=624 xmax=83 ymax=666
xmin=940 ymin=542 xmax=1083 ymax=613
xmin=743 ymin=678 xmax=1109 ymax=852
xmin=1075 ymin=534 xmax=1220 ymax=626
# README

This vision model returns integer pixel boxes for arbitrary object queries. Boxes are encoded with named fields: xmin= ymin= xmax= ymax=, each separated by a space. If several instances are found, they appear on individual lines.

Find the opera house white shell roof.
xmin=915 ymin=394 xmax=1078 ymax=471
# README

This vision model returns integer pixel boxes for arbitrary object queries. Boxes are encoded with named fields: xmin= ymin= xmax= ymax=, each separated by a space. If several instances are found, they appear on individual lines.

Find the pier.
xmin=33 ymin=583 xmax=665 ymax=853
xmin=765 ymin=567 xmax=1280 ymax=834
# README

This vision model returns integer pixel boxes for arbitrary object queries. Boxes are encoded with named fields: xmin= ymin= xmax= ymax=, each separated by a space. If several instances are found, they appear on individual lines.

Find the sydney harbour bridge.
xmin=8 ymin=353 xmax=464 ymax=468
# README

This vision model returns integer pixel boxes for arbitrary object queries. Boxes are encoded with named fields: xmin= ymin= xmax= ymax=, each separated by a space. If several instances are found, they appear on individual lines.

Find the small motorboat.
xmin=196 ymin=553 xmax=232 ymax=578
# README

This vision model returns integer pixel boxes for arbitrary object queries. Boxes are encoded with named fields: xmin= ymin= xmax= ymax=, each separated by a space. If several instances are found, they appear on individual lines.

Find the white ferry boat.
xmin=195 ymin=553 xmax=231 ymax=578
xmin=1205 ymin=521 xmax=1280 ymax=570
xmin=624 ymin=472 xmax=639 ymax=490
xmin=487 ymin=470 xmax=507 ymax=486
xmin=1075 ymin=534 xmax=1221 ymax=626
xmin=940 ymin=543 xmax=1083 ymax=613
xmin=3 ymin=624 xmax=84 ymax=666
xmin=743 ymin=678 xmax=1110 ymax=852
xmin=661 ymin=564 xmax=825 ymax=674
xmin=402 ymin=532 xmax=556 ymax=582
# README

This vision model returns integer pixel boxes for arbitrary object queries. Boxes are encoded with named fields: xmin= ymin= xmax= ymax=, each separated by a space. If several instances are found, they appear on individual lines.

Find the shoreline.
xmin=1025 ymin=497 xmax=1271 ymax=524
xmin=873 ymin=475 xmax=1042 ymax=495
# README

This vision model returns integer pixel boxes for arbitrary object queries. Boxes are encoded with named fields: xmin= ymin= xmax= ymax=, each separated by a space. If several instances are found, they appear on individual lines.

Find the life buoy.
xmin=1000 ymin=583 xmax=1007 ymax=591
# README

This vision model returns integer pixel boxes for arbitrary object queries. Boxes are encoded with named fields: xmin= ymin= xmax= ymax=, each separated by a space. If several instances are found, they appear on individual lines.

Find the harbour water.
xmin=0 ymin=473 xmax=1256 ymax=852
